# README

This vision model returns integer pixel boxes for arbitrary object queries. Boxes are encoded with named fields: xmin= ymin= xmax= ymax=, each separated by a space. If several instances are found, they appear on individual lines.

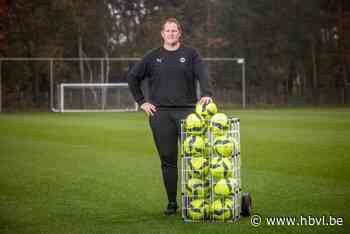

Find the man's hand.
xmin=140 ymin=102 xmax=157 ymax=116
xmin=199 ymin=96 xmax=212 ymax=105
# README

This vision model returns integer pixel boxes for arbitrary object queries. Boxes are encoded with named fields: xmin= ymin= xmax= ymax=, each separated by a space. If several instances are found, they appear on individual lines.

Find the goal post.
xmin=57 ymin=83 xmax=138 ymax=112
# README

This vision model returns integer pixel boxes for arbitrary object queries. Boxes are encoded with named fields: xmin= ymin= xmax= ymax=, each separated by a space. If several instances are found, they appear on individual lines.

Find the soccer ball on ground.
xmin=210 ymin=113 xmax=229 ymax=136
xmin=187 ymin=199 xmax=210 ymax=220
xmin=210 ymin=157 xmax=233 ymax=180
xmin=213 ymin=178 xmax=239 ymax=196
xmin=185 ymin=113 xmax=205 ymax=135
xmin=186 ymin=178 xmax=210 ymax=198
xmin=211 ymin=198 xmax=234 ymax=220
xmin=187 ymin=157 xmax=209 ymax=178
xmin=195 ymin=101 xmax=218 ymax=120
xmin=183 ymin=135 xmax=205 ymax=156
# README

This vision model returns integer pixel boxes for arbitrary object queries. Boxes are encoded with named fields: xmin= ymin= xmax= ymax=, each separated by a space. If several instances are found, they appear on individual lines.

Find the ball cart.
xmin=180 ymin=117 xmax=252 ymax=222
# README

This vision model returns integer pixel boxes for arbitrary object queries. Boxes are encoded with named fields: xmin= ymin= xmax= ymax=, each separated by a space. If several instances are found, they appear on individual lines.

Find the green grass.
xmin=0 ymin=109 xmax=349 ymax=234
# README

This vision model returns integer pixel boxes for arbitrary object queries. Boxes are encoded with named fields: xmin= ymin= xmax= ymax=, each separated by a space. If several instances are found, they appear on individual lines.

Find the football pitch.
xmin=0 ymin=108 xmax=349 ymax=234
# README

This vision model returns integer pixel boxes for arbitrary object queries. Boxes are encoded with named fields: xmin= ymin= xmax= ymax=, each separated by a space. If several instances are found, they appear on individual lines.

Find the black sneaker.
xmin=164 ymin=202 xmax=178 ymax=216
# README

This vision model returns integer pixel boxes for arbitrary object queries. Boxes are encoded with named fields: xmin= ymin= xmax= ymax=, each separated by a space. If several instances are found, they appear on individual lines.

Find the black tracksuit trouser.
xmin=149 ymin=108 xmax=193 ymax=204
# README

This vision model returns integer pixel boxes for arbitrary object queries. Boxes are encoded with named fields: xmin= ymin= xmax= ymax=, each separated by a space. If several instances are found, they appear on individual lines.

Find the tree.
xmin=214 ymin=0 xmax=335 ymax=105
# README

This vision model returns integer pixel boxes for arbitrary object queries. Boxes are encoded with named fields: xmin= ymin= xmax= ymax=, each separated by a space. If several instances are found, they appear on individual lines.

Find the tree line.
xmin=1 ymin=0 xmax=344 ymax=109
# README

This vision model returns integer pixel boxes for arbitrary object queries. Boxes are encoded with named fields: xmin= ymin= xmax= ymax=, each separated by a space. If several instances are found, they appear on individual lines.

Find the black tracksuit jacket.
xmin=127 ymin=46 xmax=212 ymax=107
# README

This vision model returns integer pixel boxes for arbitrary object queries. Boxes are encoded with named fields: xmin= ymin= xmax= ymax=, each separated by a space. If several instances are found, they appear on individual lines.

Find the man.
xmin=127 ymin=18 xmax=212 ymax=215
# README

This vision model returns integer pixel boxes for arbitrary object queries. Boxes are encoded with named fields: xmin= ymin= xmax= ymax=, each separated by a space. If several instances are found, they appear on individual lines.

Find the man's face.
xmin=161 ymin=22 xmax=181 ymax=46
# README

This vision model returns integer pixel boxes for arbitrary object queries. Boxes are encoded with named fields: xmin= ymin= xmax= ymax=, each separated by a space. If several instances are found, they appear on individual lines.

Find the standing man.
xmin=127 ymin=18 xmax=212 ymax=215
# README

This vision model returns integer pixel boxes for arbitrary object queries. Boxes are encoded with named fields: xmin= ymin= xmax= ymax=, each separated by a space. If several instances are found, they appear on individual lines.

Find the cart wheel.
xmin=241 ymin=192 xmax=252 ymax=217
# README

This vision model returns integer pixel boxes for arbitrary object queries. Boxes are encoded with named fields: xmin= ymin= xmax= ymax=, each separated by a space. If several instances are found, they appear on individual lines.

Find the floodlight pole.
xmin=60 ymin=84 xmax=64 ymax=112
xmin=49 ymin=59 xmax=53 ymax=111
xmin=237 ymin=58 xmax=246 ymax=108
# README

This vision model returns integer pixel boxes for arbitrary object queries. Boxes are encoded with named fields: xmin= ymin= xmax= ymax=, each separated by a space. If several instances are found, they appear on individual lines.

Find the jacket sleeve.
xmin=192 ymin=50 xmax=213 ymax=97
xmin=127 ymin=57 xmax=149 ymax=106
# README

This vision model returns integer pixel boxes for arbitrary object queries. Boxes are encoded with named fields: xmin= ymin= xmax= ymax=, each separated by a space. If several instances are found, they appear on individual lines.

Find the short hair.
xmin=162 ymin=18 xmax=182 ymax=33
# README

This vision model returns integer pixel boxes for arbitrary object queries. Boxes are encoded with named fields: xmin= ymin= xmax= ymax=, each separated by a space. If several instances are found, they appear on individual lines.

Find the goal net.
xmin=57 ymin=83 xmax=137 ymax=112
